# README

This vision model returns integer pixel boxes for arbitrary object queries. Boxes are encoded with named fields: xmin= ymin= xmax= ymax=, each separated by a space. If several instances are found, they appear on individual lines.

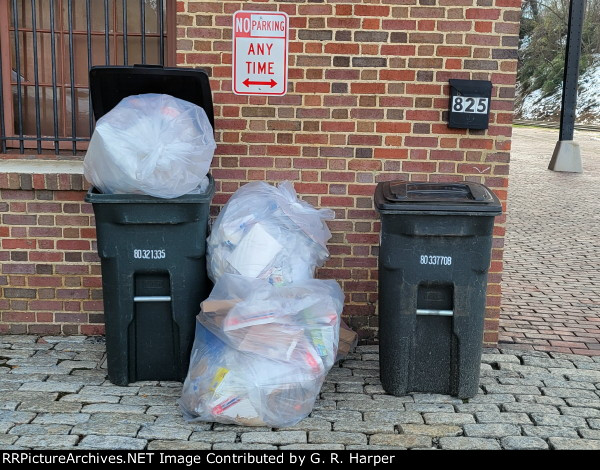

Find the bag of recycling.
xmin=179 ymin=274 xmax=345 ymax=427
xmin=207 ymin=181 xmax=334 ymax=285
xmin=83 ymin=93 xmax=216 ymax=199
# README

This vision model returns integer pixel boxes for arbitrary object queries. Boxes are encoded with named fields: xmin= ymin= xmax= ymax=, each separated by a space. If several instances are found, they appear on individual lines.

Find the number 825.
xmin=452 ymin=96 xmax=488 ymax=114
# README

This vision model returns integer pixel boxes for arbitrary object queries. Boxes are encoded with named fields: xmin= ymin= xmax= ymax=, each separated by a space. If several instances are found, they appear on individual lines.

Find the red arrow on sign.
xmin=243 ymin=78 xmax=277 ymax=88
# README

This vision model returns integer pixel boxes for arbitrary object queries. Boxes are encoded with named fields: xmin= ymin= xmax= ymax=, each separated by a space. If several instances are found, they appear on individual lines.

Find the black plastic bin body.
xmin=86 ymin=180 xmax=214 ymax=385
xmin=375 ymin=182 xmax=502 ymax=398
xmin=85 ymin=65 xmax=215 ymax=386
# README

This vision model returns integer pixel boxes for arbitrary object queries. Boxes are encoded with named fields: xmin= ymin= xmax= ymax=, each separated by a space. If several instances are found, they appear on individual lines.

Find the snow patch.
xmin=517 ymin=57 xmax=600 ymax=124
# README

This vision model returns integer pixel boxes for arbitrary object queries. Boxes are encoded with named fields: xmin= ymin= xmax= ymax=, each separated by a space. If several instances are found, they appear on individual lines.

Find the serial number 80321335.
xmin=133 ymin=249 xmax=166 ymax=260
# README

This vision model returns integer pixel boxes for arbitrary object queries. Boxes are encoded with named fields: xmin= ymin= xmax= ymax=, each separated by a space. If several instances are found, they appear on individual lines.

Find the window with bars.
xmin=0 ymin=0 xmax=175 ymax=156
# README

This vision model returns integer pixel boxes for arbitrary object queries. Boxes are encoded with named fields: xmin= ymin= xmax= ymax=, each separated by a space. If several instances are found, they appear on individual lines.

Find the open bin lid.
xmin=375 ymin=181 xmax=502 ymax=214
xmin=89 ymin=65 xmax=214 ymax=128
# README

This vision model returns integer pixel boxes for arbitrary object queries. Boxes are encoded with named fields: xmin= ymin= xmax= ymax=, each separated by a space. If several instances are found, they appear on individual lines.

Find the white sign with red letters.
xmin=232 ymin=10 xmax=289 ymax=96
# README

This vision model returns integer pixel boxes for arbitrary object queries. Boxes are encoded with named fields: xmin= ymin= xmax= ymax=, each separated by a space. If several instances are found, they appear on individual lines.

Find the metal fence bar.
xmin=31 ymin=0 xmax=42 ymax=152
xmin=50 ymin=0 xmax=59 ymax=153
xmin=140 ymin=0 xmax=146 ymax=63
xmin=0 ymin=22 xmax=5 ymax=154
xmin=123 ymin=0 xmax=128 ymax=65
xmin=104 ymin=0 xmax=110 ymax=65
xmin=11 ymin=0 xmax=24 ymax=153
xmin=86 ymin=0 xmax=93 ymax=136
xmin=67 ymin=0 xmax=76 ymax=154
xmin=0 ymin=81 xmax=4 ymax=152
xmin=158 ymin=0 xmax=164 ymax=65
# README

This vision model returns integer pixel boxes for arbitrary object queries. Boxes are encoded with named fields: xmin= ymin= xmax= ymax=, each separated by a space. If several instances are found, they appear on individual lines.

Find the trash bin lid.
xmin=375 ymin=181 xmax=502 ymax=214
xmin=89 ymin=65 xmax=214 ymax=128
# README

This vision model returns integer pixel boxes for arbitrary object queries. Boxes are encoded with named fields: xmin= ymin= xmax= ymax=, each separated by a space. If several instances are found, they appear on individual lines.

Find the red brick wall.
xmin=0 ymin=172 xmax=103 ymax=335
xmin=0 ymin=0 xmax=521 ymax=344
xmin=176 ymin=0 xmax=519 ymax=344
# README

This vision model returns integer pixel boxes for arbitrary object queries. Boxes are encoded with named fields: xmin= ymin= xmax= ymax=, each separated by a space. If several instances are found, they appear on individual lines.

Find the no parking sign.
xmin=232 ymin=11 xmax=289 ymax=96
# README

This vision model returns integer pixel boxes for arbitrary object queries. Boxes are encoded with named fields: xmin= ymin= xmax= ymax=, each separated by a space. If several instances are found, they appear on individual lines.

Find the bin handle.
xmin=134 ymin=296 xmax=172 ymax=303
xmin=416 ymin=309 xmax=454 ymax=316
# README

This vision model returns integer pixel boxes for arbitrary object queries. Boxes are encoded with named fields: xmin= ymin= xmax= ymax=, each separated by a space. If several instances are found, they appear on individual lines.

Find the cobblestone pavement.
xmin=500 ymin=127 xmax=600 ymax=355
xmin=2 ymin=335 xmax=600 ymax=450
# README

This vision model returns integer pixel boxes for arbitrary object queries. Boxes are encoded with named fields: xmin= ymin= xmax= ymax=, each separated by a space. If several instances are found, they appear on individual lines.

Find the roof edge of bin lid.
xmin=376 ymin=208 xmax=502 ymax=215
xmin=374 ymin=181 xmax=502 ymax=215
xmin=88 ymin=65 xmax=215 ymax=128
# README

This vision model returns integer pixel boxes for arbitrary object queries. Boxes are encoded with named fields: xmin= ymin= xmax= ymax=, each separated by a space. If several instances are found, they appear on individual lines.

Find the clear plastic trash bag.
xmin=207 ymin=181 xmax=334 ymax=285
xmin=83 ymin=93 xmax=216 ymax=199
xmin=179 ymin=274 xmax=345 ymax=428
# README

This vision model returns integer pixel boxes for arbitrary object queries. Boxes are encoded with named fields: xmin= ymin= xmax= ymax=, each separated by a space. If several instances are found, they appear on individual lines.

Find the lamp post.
xmin=548 ymin=0 xmax=586 ymax=173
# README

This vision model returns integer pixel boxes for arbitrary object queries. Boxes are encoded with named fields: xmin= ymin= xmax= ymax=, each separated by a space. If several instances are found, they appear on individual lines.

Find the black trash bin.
xmin=85 ymin=65 xmax=215 ymax=386
xmin=375 ymin=181 xmax=502 ymax=398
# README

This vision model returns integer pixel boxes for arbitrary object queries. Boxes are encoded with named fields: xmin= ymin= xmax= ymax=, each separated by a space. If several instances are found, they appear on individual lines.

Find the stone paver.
xmin=71 ymin=422 xmax=140 ymax=438
xmin=501 ymin=403 xmax=559 ymax=414
xmin=0 ymin=422 xmax=14 ymax=433
xmin=189 ymin=431 xmax=237 ymax=443
xmin=399 ymin=424 xmax=462 ymax=437
xmin=501 ymin=436 xmax=548 ymax=450
xmin=148 ymin=440 xmax=211 ymax=450
xmin=137 ymin=425 xmax=191 ymax=441
xmin=0 ymin=435 xmax=18 ymax=446
xmin=15 ymin=435 xmax=79 ymax=448
xmin=212 ymin=443 xmax=277 ymax=450
xmin=0 ymin=411 xmax=36 ymax=424
xmin=308 ymin=431 xmax=366 ymax=445
xmin=333 ymin=420 xmax=394 ymax=434
xmin=363 ymin=411 xmax=423 ymax=424
xmin=579 ymin=429 xmax=600 ymax=440
xmin=9 ymin=424 xmax=72 ymax=435
xmin=81 ymin=404 xmax=146 ymax=414
xmin=242 ymin=431 xmax=307 ymax=445
xmin=369 ymin=434 xmax=431 ymax=448
xmin=280 ymin=444 xmax=345 ymax=450
xmin=405 ymin=403 xmax=455 ymax=413
xmin=531 ymin=414 xmax=588 ymax=428
xmin=439 ymin=437 xmax=502 ymax=450
xmin=522 ymin=425 xmax=580 ymax=439
xmin=587 ymin=419 xmax=600 ymax=430
xmin=78 ymin=435 xmax=147 ymax=450
xmin=463 ymin=423 xmax=521 ymax=438
xmin=423 ymin=413 xmax=476 ymax=426
xmin=32 ymin=413 xmax=90 ymax=426
xmin=285 ymin=418 xmax=332 ymax=431
xmin=18 ymin=382 xmax=82 ymax=393
xmin=475 ymin=412 xmax=533 ymax=425
xmin=549 ymin=437 xmax=600 ymax=450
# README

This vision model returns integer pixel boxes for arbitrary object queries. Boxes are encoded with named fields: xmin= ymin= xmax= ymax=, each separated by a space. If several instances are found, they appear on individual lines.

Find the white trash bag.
xmin=207 ymin=181 xmax=334 ymax=285
xmin=179 ymin=274 xmax=345 ymax=428
xmin=83 ymin=93 xmax=216 ymax=199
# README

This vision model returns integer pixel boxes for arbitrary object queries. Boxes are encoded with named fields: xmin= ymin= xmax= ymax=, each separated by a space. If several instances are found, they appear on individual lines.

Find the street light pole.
xmin=548 ymin=0 xmax=586 ymax=173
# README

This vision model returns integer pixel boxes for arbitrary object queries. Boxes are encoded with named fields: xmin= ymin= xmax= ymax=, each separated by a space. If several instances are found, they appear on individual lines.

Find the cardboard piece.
xmin=337 ymin=323 xmax=358 ymax=357
xmin=226 ymin=222 xmax=283 ymax=277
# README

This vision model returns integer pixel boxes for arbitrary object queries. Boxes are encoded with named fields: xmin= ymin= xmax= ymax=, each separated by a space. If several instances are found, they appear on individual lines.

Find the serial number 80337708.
xmin=420 ymin=255 xmax=452 ymax=266
xmin=133 ymin=249 xmax=166 ymax=260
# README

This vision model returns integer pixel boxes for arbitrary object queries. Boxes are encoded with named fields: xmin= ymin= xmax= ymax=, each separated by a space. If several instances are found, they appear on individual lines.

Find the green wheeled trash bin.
xmin=85 ymin=65 xmax=215 ymax=386
xmin=375 ymin=182 xmax=502 ymax=398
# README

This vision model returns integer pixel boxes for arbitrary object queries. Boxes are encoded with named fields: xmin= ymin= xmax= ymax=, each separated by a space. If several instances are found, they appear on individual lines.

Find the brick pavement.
xmin=500 ymin=127 xmax=600 ymax=355
xmin=1 ymin=335 xmax=600 ymax=450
